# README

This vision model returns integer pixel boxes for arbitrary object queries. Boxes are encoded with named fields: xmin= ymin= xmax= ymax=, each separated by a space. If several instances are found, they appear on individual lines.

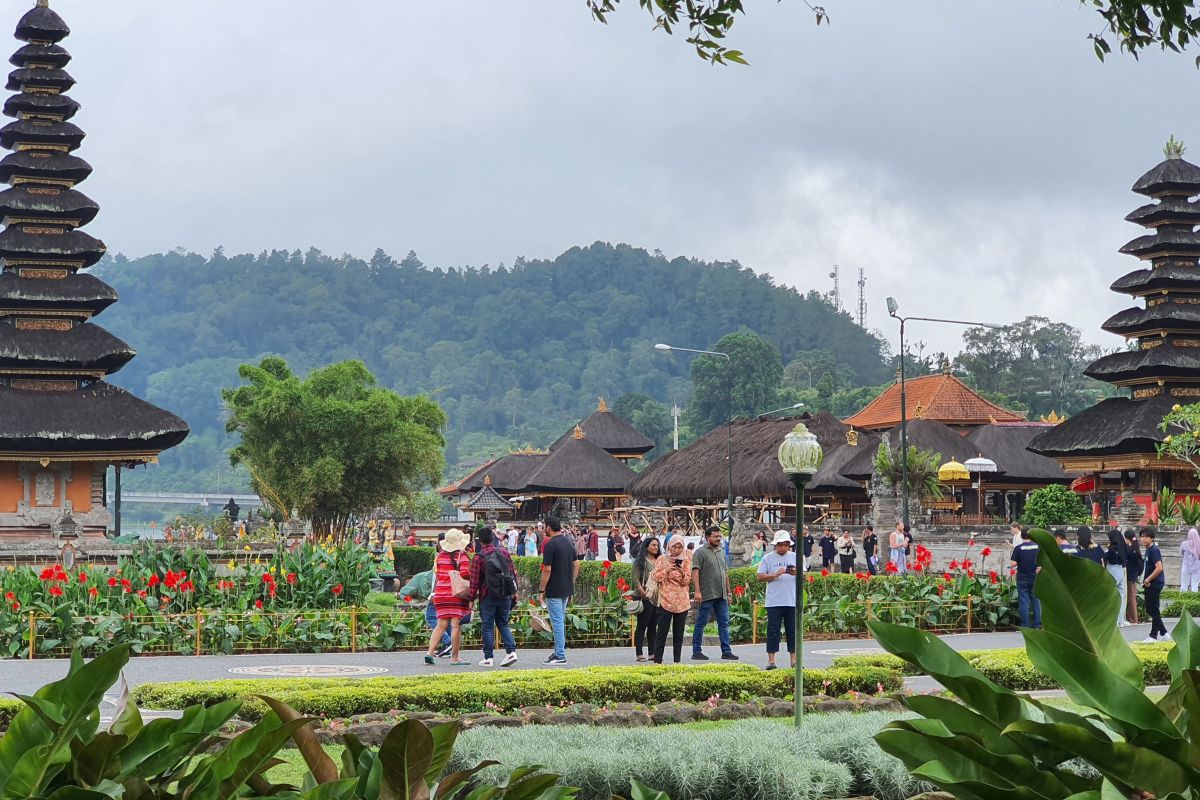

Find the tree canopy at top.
xmin=222 ymin=357 xmax=446 ymax=537
xmin=587 ymin=0 xmax=1200 ymax=65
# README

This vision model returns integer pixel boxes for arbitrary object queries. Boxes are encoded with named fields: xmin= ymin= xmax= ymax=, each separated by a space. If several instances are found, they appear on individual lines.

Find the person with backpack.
xmin=468 ymin=527 xmax=519 ymax=667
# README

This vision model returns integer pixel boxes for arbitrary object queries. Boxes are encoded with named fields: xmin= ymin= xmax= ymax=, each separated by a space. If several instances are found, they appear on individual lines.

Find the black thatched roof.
xmin=464 ymin=483 xmax=515 ymax=512
xmin=1102 ymin=304 xmax=1200 ymax=335
xmin=0 ymin=186 xmax=97 ymax=225
xmin=627 ymin=412 xmax=849 ymax=500
xmin=1029 ymin=396 xmax=1174 ymax=457
xmin=0 ymin=271 xmax=116 ymax=312
xmin=550 ymin=408 xmax=654 ymax=457
xmin=1132 ymin=157 xmax=1200 ymax=198
xmin=15 ymin=5 xmax=69 ymax=44
xmin=4 ymin=91 xmax=79 ymax=121
xmin=1111 ymin=263 xmax=1200 ymax=296
xmin=806 ymin=432 xmax=880 ymax=494
xmin=840 ymin=419 xmax=987 ymax=481
xmin=522 ymin=435 xmax=636 ymax=494
xmin=0 ymin=380 xmax=187 ymax=453
xmin=457 ymin=452 xmax=548 ymax=494
xmin=0 ymin=118 xmax=83 ymax=150
xmin=6 ymin=66 xmax=73 ymax=93
xmin=1125 ymin=197 xmax=1200 ymax=227
xmin=967 ymin=424 xmax=1071 ymax=484
xmin=1083 ymin=346 xmax=1200 ymax=383
xmin=0 ymin=321 xmax=133 ymax=372
xmin=0 ymin=149 xmax=91 ymax=185
xmin=9 ymin=43 xmax=69 ymax=69
xmin=1120 ymin=229 xmax=1200 ymax=260
xmin=0 ymin=226 xmax=103 ymax=266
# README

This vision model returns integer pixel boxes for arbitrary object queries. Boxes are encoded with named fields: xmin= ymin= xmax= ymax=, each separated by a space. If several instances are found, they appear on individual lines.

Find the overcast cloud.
xmin=35 ymin=0 xmax=1200 ymax=356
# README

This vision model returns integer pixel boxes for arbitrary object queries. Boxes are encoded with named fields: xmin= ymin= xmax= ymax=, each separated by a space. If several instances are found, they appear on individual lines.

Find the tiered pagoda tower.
xmin=0 ymin=1 xmax=187 ymax=537
xmin=1031 ymin=144 xmax=1200 ymax=503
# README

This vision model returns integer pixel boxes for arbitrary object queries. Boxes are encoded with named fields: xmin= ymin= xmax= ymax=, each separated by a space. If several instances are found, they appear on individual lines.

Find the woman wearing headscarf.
xmin=1181 ymin=528 xmax=1200 ymax=592
xmin=651 ymin=536 xmax=692 ymax=664
xmin=424 ymin=528 xmax=472 ymax=666
xmin=1105 ymin=530 xmax=1128 ymax=627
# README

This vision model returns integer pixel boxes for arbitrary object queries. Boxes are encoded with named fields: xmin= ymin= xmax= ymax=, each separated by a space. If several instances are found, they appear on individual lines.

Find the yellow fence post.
xmin=751 ymin=600 xmax=758 ymax=644
xmin=27 ymin=612 xmax=34 ymax=660
xmin=629 ymin=614 xmax=636 ymax=648
xmin=350 ymin=607 xmax=358 ymax=654
xmin=866 ymin=597 xmax=874 ymax=622
xmin=195 ymin=609 xmax=203 ymax=656
xmin=967 ymin=595 xmax=973 ymax=634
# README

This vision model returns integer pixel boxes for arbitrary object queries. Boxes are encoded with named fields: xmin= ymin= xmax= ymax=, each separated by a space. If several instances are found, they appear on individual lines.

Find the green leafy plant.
xmin=869 ymin=528 xmax=1200 ymax=798
xmin=1180 ymin=497 xmax=1200 ymax=526
xmin=1020 ymin=483 xmax=1091 ymax=527
xmin=1158 ymin=486 xmax=1182 ymax=524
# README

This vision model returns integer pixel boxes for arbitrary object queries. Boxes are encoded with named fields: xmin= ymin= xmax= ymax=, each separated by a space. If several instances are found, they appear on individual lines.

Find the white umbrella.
xmin=964 ymin=456 xmax=998 ymax=516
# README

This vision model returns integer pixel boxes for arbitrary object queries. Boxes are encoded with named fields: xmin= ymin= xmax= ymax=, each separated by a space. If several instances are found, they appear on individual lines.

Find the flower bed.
xmin=132 ymin=664 xmax=903 ymax=719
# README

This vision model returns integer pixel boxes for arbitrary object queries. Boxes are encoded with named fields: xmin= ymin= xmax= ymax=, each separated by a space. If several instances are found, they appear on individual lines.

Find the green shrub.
xmin=133 ymin=664 xmax=902 ymax=719
xmin=1020 ymin=484 xmax=1091 ymax=527
xmin=0 ymin=697 xmax=20 ymax=731
xmin=834 ymin=644 xmax=1173 ymax=691
xmin=391 ymin=546 xmax=435 ymax=577
xmin=511 ymin=556 xmax=631 ymax=602
xmin=1163 ymin=588 xmax=1200 ymax=617
xmin=451 ymin=714 xmax=928 ymax=800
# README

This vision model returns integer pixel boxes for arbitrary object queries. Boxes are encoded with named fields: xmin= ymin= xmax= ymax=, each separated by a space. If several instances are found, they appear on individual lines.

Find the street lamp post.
xmin=777 ymin=423 xmax=823 ymax=728
xmin=884 ymin=299 xmax=1002 ymax=530
xmin=655 ymin=343 xmax=735 ymax=534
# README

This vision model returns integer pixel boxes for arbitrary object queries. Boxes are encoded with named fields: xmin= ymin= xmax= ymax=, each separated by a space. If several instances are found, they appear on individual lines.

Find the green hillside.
xmin=93 ymin=242 xmax=890 ymax=491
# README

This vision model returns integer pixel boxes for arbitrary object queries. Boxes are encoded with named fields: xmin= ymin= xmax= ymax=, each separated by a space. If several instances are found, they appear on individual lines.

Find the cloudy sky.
xmin=33 ymin=0 xmax=1200 ymax=355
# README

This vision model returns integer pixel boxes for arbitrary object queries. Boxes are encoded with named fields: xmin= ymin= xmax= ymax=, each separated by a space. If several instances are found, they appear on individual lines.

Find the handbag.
xmin=447 ymin=554 xmax=471 ymax=598
xmin=625 ymin=596 xmax=644 ymax=615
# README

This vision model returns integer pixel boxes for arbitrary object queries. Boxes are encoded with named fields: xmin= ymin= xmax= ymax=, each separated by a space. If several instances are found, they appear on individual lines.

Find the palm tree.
xmin=873 ymin=442 xmax=945 ymax=503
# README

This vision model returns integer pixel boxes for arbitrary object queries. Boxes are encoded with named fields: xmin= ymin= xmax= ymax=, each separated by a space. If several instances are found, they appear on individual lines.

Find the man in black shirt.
xmin=1139 ymin=528 xmax=1169 ymax=642
xmin=862 ymin=526 xmax=878 ymax=575
xmin=1009 ymin=527 xmax=1041 ymax=628
xmin=801 ymin=527 xmax=815 ymax=570
xmin=538 ymin=516 xmax=578 ymax=664
xmin=818 ymin=530 xmax=837 ymax=571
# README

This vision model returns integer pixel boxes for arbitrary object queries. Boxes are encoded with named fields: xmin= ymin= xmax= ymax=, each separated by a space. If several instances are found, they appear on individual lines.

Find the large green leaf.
xmin=259 ymin=696 xmax=339 ymax=785
xmin=184 ymin=713 xmax=314 ymax=800
xmin=1028 ymin=529 xmax=1142 ymax=689
xmin=300 ymin=778 xmax=360 ymax=800
xmin=117 ymin=699 xmax=242 ymax=783
xmin=1025 ymin=628 xmax=1183 ymax=748
xmin=1157 ymin=669 xmax=1200 ymax=765
xmin=435 ymin=760 xmax=500 ymax=800
xmin=1007 ymin=720 xmax=1199 ymax=796
xmin=904 ymin=695 xmax=1027 ymax=757
xmin=1170 ymin=612 xmax=1200 ymax=683
xmin=378 ymin=720 xmax=434 ymax=800
xmin=869 ymin=621 xmax=1026 ymax=727
xmin=71 ymin=732 xmax=127 ymax=787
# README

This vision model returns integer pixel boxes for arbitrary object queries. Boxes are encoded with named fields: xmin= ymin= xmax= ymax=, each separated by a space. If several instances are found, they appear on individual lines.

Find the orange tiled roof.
xmin=843 ymin=373 xmax=1025 ymax=430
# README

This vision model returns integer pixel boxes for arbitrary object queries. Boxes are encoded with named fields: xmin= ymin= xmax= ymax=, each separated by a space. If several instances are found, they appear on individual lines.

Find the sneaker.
xmin=424 ymin=655 xmax=435 ymax=666
xmin=544 ymin=655 xmax=567 ymax=665
xmin=450 ymin=659 xmax=471 ymax=666
xmin=1118 ymin=621 xmax=1131 ymax=628
xmin=436 ymin=643 xmax=452 ymax=658
xmin=1140 ymin=636 xmax=1159 ymax=644
xmin=501 ymin=652 xmax=519 ymax=667
xmin=721 ymin=653 xmax=740 ymax=661
xmin=691 ymin=652 xmax=709 ymax=661
xmin=764 ymin=663 xmax=778 ymax=671
xmin=1160 ymin=634 xmax=1173 ymax=642
xmin=478 ymin=658 xmax=494 ymax=667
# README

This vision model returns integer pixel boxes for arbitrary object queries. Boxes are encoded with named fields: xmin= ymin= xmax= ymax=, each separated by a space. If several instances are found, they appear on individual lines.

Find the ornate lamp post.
xmin=777 ymin=423 xmax=823 ymax=727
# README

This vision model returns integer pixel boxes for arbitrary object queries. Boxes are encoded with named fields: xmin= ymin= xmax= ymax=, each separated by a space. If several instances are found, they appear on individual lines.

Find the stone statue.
xmin=728 ymin=501 xmax=764 ymax=567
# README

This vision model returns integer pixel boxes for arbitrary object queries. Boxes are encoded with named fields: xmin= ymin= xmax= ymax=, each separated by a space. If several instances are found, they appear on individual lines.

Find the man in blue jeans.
xmin=692 ymin=525 xmax=738 ymax=660
xmin=1009 ymin=526 xmax=1041 ymax=628
xmin=468 ymin=527 xmax=519 ymax=667
xmin=538 ymin=515 xmax=578 ymax=664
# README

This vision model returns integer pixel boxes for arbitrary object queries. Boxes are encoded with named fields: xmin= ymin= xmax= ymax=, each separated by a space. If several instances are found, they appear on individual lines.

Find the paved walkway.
xmin=0 ymin=621 xmax=1172 ymax=702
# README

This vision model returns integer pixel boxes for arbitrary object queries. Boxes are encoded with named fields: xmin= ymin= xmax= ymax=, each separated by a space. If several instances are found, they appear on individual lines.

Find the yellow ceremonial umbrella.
xmin=938 ymin=460 xmax=970 ymax=482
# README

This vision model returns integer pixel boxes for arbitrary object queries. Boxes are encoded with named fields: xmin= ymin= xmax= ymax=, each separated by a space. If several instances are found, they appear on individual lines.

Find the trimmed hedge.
xmin=832 ymin=642 xmax=1173 ymax=691
xmin=132 ymin=664 xmax=902 ymax=720
xmin=0 ymin=698 xmax=21 ymax=731
xmin=392 ymin=546 xmax=436 ymax=577
xmin=1163 ymin=589 xmax=1200 ymax=617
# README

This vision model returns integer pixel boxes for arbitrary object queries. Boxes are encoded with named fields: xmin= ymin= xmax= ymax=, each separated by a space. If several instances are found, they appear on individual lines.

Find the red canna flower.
xmin=332 ymin=584 xmax=344 ymax=596
xmin=403 ymin=595 xmax=414 ymax=603
xmin=261 ymin=573 xmax=274 ymax=584
xmin=733 ymin=585 xmax=746 ymax=597
xmin=884 ymin=562 xmax=897 ymax=574
xmin=107 ymin=577 xmax=118 ymax=588
xmin=936 ymin=585 xmax=944 ymax=595
xmin=599 ymin=570 xmax=608 ymax=579
xmin=255 ymin=599 xmax=264 ymax=609
xmin=967 ymin=569 xmax=975 ymax=579
xmin=949 ymin=560 xmax=960 ymax=570
xmin=3 ymin=592 xmax=11 ymax=602
xmin=147 ymin=575 xmax=160 ymax=588
xmin=806 ymin=575 xmax=814 ymax=583
xmin=942 ymin=573 xmax=952 ymax=582
xmin=286 ymin=572 xmax=297 ymax=585
xmin=78 ymin=572 xmax=88 ymax=584
xmin=981 ymin=547 xmax=992 ymax=557
xmin=820 ymin=569 xmax=829 ymax=577
xmin=602 ymin=560 xmax=613 ymax=569
xmin=10 ymin=601 xmax=18 ymax=611
xmin=48 ymin=585 xmax=63 ymax=597
xmin=137 ymin=590 xmax=147 ymax=598
xmin=87 ymin=587 xmax=98 ymax=598
xmin=989 ymin=570 xmax=999 ymax=584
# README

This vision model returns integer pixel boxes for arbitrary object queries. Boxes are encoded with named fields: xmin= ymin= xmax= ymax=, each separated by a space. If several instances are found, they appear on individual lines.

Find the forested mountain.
xmin=93 ymin=242 xmax=891 ymax=491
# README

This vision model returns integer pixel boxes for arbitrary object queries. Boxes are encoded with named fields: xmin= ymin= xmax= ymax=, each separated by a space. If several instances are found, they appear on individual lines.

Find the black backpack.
xmin=484 ymin=548 xmax=517 ymax=598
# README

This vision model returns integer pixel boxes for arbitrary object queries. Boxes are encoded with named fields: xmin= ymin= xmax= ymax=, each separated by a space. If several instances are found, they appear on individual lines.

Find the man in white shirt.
xmin=505 ymin=527 xmax=519 ymax=554
xmin=756 ymin=530 xmax=798 ymax=670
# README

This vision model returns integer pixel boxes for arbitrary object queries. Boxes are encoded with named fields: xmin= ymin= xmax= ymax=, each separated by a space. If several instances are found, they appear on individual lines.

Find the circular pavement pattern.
xmin=227 ymin=664 xmax=389 ymax=677
xmin=809 ymin=647 xmax=886 ymax=656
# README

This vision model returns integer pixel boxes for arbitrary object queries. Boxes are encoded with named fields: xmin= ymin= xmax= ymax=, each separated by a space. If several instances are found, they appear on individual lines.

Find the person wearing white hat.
xmin=424 ymin=528 xmax=473 ymax=666
xmin=756 ymin=530 xmax=799 ymax=670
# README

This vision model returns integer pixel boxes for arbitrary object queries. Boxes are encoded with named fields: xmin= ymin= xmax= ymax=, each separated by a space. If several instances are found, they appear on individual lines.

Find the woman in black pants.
xmin=652 ymin=537 xmax=692 ymax=663
xmin=631 ymin=537 xmax=661 ymax=661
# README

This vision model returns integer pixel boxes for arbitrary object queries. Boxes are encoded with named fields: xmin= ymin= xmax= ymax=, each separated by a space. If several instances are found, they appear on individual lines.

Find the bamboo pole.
xmin=27 ymin=612 xmax=34 ymax=660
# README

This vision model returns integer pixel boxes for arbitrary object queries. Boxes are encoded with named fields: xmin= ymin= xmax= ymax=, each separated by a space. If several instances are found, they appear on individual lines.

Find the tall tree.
xmin=587 ymin=1 xmax=1200 ymax=65
xmin=613 ymin=392 xmax=675 ymax=462
xmin=685 ymin=331 xmax=784 ymax=434
xmin=223 ymin=357 xmax=446 ymax=540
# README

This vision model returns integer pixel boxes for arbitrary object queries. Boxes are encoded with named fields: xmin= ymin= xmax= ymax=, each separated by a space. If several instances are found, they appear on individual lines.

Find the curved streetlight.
xmin=655 ymin=343 xmax=735 ymax=534
xmin=886 ymin=298 xmax=1002 ymax=529
xmin=777 ymin=423 xmax=823 ymax=727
